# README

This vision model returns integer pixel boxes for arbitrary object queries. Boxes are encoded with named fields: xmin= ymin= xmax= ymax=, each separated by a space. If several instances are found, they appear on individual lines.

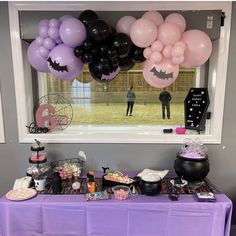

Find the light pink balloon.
xmin=158 ymin=22 xmax=181 ymax=46
xmin=165 ymin=13 xmax=186 ymax=33
xmin=175 ymin=41 xmax=186 ymax=50
xmin=143 ymin=59 xmax=179 ymax=88
xmin=116 ymin=16 xmax=136 ymax=35
xmin=142 ymin=11 xmax=164 ymax=27
xmin=130 ymin=18 xmax=157 ymax=48
xmin=150 ymin=51 xmax=162 ymax=63
xmin=172 ymin=56 xmax=184 ymax=65
xmin=143 ymin=47 xmax=152 ymax=59
xmin=151 ymin=40 xmax=163 ymax=52
xmin=171 ymin=45 xmax=185 ymax=57
xmin=181 ymin=30 xmax=212 ymax=68
xmin=163 ymin=45 xmax=173 ymax=58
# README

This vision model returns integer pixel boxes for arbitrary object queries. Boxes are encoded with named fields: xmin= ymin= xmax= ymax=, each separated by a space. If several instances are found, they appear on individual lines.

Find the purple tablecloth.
xmin=0 ymin=193 xmax=232 ymax=236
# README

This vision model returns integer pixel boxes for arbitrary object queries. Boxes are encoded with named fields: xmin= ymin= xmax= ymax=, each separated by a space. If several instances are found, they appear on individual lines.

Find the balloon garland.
xmin=28 ymin=10 xmax=212 ymax=88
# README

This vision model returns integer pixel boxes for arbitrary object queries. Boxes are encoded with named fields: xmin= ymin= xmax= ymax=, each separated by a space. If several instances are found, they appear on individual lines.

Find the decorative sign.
xmin=184 ymin=88 xmax=210 ymax=131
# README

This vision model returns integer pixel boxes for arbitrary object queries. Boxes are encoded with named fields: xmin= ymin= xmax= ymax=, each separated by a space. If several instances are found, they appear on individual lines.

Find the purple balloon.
xmin=39 ymin=46 xmax=50 ymax=58
xmin=49 ymin=18 xmax=60 ymax=28
xmin=35 ymin=36 xmax=44 ymax=46
xmin=59 ymin=15 xmax=74 ymax=22
xmin=59 ymin=18 xmax=86 ymax=47
xmin=43 ymin=37 xmax=56 ymax=50
xmin=55 ymin=38 xmax=63 ymax=45
xmin=48 ymin=26 xmax=60 ymax=39
xmin=27 ymin=40 xmax=50 ymax=72
xmin=38 ymin=25 xmax=49 ymax=38
xmin=38 ymin=19 xmax=49 ymax=28
xmin=47 ymin=44 xmax=83 ymax=80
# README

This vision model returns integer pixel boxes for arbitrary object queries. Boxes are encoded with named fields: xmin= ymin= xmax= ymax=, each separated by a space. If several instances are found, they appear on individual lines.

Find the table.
xmin=0 ymin=193 xmax=232 ymax=236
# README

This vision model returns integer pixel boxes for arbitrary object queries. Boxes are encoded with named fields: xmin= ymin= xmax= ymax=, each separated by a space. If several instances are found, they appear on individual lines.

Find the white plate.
xmin=6 ymin=188 xmax=37 ymax=201
xmin=170 ymin=179 xmax=188 ymax=187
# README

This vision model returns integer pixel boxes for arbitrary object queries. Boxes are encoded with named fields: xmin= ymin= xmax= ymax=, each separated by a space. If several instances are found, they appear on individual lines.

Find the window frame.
xmin=8 ymin=1 xmax=232 ymax=144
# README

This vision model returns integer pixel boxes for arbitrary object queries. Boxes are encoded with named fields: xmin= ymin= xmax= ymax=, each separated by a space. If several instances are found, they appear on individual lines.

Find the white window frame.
xmin=0 ymin=87 xmax=5 ymax=143
xmin=8 ymin=1 xmax=232 ymax=144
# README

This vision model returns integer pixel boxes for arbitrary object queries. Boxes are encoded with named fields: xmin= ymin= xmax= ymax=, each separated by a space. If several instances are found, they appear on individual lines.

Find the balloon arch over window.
xmin=28 ymin=10 xmax=212 ymax=88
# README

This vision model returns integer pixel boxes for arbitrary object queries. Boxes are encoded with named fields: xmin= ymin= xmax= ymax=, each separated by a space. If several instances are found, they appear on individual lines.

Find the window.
xmin=9 ymin=2 xmax=232 ymax=143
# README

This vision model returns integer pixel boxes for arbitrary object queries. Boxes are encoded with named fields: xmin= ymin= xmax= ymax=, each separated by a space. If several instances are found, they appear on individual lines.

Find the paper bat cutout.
xmin=47 ymin=57 xmax=68 ymax=72
xmin=150 ymin=67 xmax=173 ymax=80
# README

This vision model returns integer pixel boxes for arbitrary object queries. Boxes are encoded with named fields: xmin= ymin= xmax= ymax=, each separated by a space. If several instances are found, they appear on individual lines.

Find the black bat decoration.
xmin=47 ymin=57 xmax=68 ymax=72
xmin=150 ymin=67 xmax=173 ymax=80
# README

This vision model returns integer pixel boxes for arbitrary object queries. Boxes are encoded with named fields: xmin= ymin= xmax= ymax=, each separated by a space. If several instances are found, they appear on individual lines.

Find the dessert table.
xmin=0 ymin=193 xmax=232 ymax=236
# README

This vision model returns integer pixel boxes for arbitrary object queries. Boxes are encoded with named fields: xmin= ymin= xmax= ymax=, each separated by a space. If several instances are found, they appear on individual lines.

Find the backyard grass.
xmin=71 ymin=103 xmax=184 ymax=125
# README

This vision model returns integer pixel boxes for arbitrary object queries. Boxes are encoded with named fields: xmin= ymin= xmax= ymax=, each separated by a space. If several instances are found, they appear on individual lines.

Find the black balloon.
xmin=87 ymin=19 xmax=111 ymax=42
xmin=112 ymin=33 xmax=132 ymax=58
xmin=82 ymin=40 xmax=93 ymax=50
xmin=129 ymin=45 xmax=145 ymax=63
xmin=110 ymin=57 xmax=119 ymax=67
xmin=99 ymin=45 xmax=109 ymax=55
xmin=79 ymin=10 xmax=98 ymax=27
xmin=106 ymin=47 xmax=118 ymax=60
xmin=119 ymin=56 xmax=135 ymax=71
xmin=81 ymin=52 xmax=93 ymax=64
xmin=74 ymin=46 xmax=84 ymax=57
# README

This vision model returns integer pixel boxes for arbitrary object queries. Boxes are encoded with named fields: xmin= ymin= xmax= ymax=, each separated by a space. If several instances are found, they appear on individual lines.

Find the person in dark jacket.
xmin=159 ymin=90 xmax=172 ymax=119
xmin=126 ymin=86 xmax=136 ymax=116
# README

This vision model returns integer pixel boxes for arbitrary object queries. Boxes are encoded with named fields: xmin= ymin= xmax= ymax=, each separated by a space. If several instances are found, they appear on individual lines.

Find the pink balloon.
xmin=130 ymin=18 xmax=157 ymax=48
xmin=175 ymin=41 xmax=186 ymax=50
xmin=163 ymin=45 xmax=173 ymax=58
xmin=143 ymin=59 xmax=179 ymax=88
xmin=116 ymin=16 xmax=136 ymax=35
xmin=158 ymin=22 xmax=181 ymax=46
xmin=150 ymin=51 xmax=162 ymax=63
xmin=143 ymin=47 xmax=152 ymax=59
xmin=165 ymin=13 xmax=186 ymax=33
xmin=142 ymin=11 xmax=164 ymax=27
xmin=151 ymin=40 xmax=163 ymax=52
xmin=181 ymin=30 xmax=212 ymax=68
xmin=171 ymin=45 xmax=185 ymax=57
xmin=172 ymin=56 xmax=184 ymax=65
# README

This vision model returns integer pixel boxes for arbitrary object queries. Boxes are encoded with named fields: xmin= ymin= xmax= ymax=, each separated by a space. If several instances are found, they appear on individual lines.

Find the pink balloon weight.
xmin=143 ymin=59 xmax=179 ymax=88
xmin=130 ymin=18 xmax=157 ymax=48
xmin=143 ymin=47 xmax=152 ymax=59
xmin=142 ymin=11 xmax=164 ymax=27
xmin=181 ymin=30 xmax=212 ymax=68
xmin=163 ymin=45 xmax=173 ymax=58
xmin=158 ymin=22 xmax=181 ymax=46
xmin=151 ymin=40 xmax=163 ymax=52
xmin=27 ymin=40 xmax=50 ymax=72
xmin=116 ymin=16 xmax=136 ymax=36
xmin=165 ymin=13 xmax=186 ymax=33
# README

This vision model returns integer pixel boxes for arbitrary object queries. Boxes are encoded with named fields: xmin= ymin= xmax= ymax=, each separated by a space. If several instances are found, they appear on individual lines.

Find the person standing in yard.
xmin=126 ymin=86 xmax=136 ymax=116
xmin=159 ymin=90 xmax=172 ymax=119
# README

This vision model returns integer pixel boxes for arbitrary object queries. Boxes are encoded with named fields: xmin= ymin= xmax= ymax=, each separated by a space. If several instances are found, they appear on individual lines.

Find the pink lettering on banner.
xmin=36 ymin=104 xmax=57 ymax=132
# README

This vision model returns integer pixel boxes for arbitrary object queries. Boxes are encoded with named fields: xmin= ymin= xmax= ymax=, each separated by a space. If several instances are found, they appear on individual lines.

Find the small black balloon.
xmin=129 ymin=45 xmax=146 ymax=63
xmin=82 ymin=52 xmax=93 ymax=64
xmin=100 ymin=57 xmax=109 ymax=65
xmin=119 ymin=56 xmax=135 ymax=71
xmin=82 ymin=40 xmax=93 ymax=50
xmin=106 ymin=47 xmax=118 ymax=60
xmin=99 ymin=45 xmax=109 ymax=55
xmin=87 ymin=19 xmax=111 ymax=42
xmin=79 ymin=10 xmax=98 ymax=27
xmin=74 ymin=46 xmax=84 ymax=57
xmin=110 ymin=57 xmax=120 ymax=67
xmin=112 ymin=33 xmax=132 ymax=59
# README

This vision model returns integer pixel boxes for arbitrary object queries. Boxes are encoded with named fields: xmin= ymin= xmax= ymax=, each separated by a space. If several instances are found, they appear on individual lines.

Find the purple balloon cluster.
xmin=28 ymin=15 xmax=86 ymax=80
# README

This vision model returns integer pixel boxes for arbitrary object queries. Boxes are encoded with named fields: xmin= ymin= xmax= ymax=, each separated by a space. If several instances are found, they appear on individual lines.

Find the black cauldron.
xmin=139 ymin=178 xmax=162 ymax=196
xmin=174 ymin=153 xmax=210 ymax=182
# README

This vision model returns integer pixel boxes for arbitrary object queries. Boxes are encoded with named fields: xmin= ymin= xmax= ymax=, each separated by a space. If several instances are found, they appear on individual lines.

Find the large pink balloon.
xmin=142 ymin=11 xmax=164 ymax=27
xmin=181 ymin=30 xmax=212 ymax=68
xmin=27 ymin=40 xmax=50 ymax=72
xmin=130 ymin=18 xmax=157 ymax=48
xmin=143 ymin=59 xmax=179 ymax=88
xmin=158 ymin=22 xmax=181 ymax=46
xmin=116 ymin=16 xmax=136 ymax=35
xmin=165 ymin=13 xmax=186 ymax=33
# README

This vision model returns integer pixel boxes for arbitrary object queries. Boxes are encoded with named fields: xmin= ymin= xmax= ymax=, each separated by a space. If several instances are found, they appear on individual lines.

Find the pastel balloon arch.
xmin=28 ymin=10 xmax=212 ymax=88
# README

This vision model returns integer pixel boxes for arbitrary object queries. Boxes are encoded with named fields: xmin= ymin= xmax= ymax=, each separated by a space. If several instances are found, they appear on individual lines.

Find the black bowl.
xmin=139 ymin=178 xmax=162 ymax=196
